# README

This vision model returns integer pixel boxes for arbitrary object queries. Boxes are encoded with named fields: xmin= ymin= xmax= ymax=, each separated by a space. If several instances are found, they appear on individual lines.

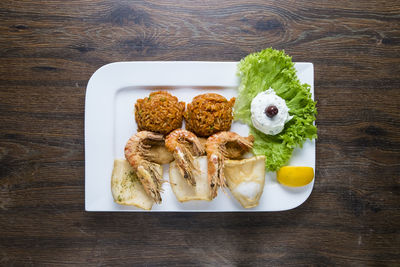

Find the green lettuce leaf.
xmin=234 ymin=48 xmax=317 ymax=171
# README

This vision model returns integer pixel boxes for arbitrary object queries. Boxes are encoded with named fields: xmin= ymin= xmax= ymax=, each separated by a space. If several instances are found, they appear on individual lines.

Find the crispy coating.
xmin=184 ymin=93 xmax=235 ymax=137
xmin=135 ymin=91 xmax=185 ymax=135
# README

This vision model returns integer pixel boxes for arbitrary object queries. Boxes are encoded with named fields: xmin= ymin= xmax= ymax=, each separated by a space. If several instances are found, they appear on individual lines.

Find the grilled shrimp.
xmin=205 ymin=131 xmax=254 ymax=199
xmin=165 ymin=129 xmax=205 ymax=186
xmin=124 ymin=131 xmax=165 ymax=203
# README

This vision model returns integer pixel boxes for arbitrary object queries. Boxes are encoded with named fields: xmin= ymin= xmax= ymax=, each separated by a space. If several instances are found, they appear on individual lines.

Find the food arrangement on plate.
xmin=110 ymin=48 xmax=317 ymax=210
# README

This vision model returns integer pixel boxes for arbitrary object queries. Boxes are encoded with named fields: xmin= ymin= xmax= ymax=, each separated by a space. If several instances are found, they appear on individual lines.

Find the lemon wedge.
xmin=277 ymin=166 xmax=314 ymax=187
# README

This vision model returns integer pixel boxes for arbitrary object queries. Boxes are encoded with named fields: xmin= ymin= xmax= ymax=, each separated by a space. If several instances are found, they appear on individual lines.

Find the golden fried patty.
xmin=184 ymin=93 xmax=235 ymax=137
xmin=135 ymin=91 xmax=185 ymax=135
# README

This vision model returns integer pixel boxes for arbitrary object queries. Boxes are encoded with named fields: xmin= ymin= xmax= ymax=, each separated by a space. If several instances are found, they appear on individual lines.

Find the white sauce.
xmin=250 ymin=88 xmax=293 ymax=135
xmin=233 ymin=182 xmax=260 ymax=200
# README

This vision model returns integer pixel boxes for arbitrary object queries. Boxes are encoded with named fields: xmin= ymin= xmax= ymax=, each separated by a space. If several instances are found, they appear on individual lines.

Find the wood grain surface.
xmin=1 ymin=0 xmax=399 ymax=265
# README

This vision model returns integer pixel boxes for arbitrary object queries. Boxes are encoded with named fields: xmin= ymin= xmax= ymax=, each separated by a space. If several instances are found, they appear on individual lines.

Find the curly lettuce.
xmin=234 ymin=48 xmax=317 ymax=171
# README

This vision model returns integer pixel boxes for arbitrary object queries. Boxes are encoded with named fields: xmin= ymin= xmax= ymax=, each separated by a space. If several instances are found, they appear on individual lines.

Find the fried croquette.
xmin=135 ymin=91 xmax=185 ymax=135
xmin=184 ymin=93 xmax=235 ymax=137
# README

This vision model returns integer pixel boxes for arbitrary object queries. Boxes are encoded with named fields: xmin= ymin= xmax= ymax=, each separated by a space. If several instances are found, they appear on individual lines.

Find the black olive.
xmin=265 ymin=105 xmax=278 ymax=118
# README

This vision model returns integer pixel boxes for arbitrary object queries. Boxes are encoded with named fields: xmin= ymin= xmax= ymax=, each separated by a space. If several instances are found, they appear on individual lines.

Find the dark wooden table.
xmin=1 ymin=1 xmax=399 ymax=265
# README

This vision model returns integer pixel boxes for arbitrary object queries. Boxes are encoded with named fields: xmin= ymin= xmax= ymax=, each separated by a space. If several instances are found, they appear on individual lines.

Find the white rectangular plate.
xmin=85 ymin=62 xmax=315 ymax=212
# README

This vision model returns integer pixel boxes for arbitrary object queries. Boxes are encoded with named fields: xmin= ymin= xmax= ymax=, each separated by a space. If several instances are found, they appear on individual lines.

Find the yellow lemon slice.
xmin=277 ymin=166 xmax=314 ymax=187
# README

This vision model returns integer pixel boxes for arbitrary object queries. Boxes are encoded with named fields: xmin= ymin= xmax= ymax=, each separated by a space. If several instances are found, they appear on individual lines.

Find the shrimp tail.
xmin=221 ymin=135 xmax=254 ymax=158
xmin=137 ymin=162 xmax=164 ymax=204
xmin=145 ymin=132 xmax=165 ymax=143
xmin=208 ymin=152 xmax=226 ymax=199
xmin=174 ymin=145 xmax=197 ymax=186
xmin=191 ymin=138 xmax=205 ymax=156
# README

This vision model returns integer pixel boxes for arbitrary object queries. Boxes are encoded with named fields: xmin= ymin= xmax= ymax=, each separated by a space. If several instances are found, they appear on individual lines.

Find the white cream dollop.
xmin=250 ymin=88 xmax=292 ymax=135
